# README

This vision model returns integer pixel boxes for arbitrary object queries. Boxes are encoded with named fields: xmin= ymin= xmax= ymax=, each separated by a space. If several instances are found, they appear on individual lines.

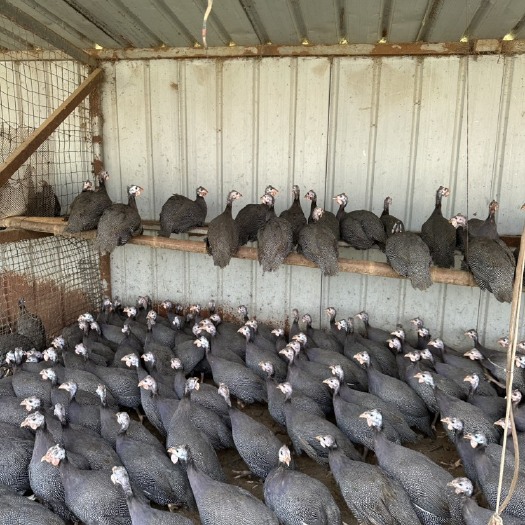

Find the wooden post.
xmin=0 ymin=68 xmax=104 ymax=185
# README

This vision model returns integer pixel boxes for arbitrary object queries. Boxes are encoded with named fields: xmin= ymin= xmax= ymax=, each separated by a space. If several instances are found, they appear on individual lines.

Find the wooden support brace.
xmin=0 ymin=67 xmax=104 ymax=185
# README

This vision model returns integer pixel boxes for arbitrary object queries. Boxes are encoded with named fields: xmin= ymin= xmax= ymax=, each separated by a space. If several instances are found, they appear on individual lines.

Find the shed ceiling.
xmin=1 ymin=0 xmax=525 ymax=52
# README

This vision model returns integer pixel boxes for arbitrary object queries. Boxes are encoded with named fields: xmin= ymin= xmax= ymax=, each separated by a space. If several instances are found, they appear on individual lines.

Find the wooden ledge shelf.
xmin=0 ymin=215 xmax=483 ymax=287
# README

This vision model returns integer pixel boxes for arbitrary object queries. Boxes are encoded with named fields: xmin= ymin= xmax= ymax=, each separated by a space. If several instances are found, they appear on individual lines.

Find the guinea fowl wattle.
xmin=159 ymin=185 xmax=208 ymax=237
xmin=304 ymin=189 xmax=340 ymax=239
xmin=65 ymin=171 xmax=112 ymax=233
xmin=206 ymin=189 xmax=242 ymax=268
xmin=95 ymin=184 xmax=144 ymax=254
xmin=420 ymin=185 xmax=456 ymax=268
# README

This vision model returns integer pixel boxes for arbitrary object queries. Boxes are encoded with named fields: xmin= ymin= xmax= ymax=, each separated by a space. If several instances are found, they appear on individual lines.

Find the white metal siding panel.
xmin=101 ymin=56 xmax=525 ymax=348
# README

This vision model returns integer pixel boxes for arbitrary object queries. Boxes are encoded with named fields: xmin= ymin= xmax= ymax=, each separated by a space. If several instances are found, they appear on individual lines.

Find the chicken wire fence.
xmin=0 ymin=235 xmax=102 ymax=340
xmin=0 ymin=14 xmax=95 ymax=219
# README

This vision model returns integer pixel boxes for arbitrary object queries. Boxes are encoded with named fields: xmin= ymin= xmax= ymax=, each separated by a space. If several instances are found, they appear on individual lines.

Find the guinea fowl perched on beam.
xmin=27 ymin=180 xmax=61 ymax=217
xmin=65 ymin=171 xmax=112 ymax=232
xmin=304 ymin=190 xmax=339 ymax=239
xmin=279 ymin=184 xmax=306 ymax=246
xmin=450 ymin=213 xmax=515 ymax=303
xmin=235 ymin=186 xmax=278 ymax=246
xmin=385 ymin=220 xmax=433 ymax=290
xmin=420 ymin=185 xmax=456 ymax=268
xmin=257 ymin=194 xmax=293 ymax=273
xmin=95 ymin=184 xmax=143 ymax=254
xmin=159 ymin=185 xmax=208 ymax=237
xmin=334 ymin=192 xmax=386 ymax=249
xmin=380 ymin=195 xmax=404 ymax=238
xmin=297 ymin=207 xmax=339 ymax=276
xmin=206 ymin=189 xmax=242 ymax=268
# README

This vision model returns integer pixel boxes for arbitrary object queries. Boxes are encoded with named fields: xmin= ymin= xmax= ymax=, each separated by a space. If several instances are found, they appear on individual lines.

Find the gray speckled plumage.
xmin=16 ymin=298 xmax=46 ymax=351
xmin=257 ymin=215 xmax=293 ymax=273
xmin=297 ymin=219 xmax=339 ymax=276
xmin=279 ymin=185 xmax=307 ymax=246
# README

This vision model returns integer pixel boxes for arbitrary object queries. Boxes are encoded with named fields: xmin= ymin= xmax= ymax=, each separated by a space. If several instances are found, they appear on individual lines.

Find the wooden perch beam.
xmin=0 ymin=67 xmax=104 ymax=185
xmin=0 ymin=216 xmax=478 ymax=287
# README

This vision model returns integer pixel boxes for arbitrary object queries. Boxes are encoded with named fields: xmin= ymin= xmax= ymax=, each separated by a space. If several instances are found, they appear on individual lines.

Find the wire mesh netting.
xmin=0 ymin=14 xmax=95 ymax=219
xmin=0 ymin=235 xmax=102 ymax=340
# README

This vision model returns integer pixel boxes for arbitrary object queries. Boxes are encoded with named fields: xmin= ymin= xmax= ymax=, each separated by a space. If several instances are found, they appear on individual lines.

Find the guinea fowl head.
xmin=330 ymin=364 xmax=344 ymax=381
xmin=353 ymin=351 xmax=370 ymax=367
xmin=437 ymin=186 xmax=451 ymax=198
xmin=278 ymin=347 xmax=295 ymax=364
xmin=464 ymin=329 xmax=478 ymax=341
xmin=58 ymin=381 xmax=78 ymax=398
xmin=193 ymin=336 xmax=210 ymax=351
xmin=259 ymin=361 xmax=274 ymax=377
xmin=359 ymin=409 xmax=383 ymax=430
xmin=6 ymin=348 xmax=24 ymax=366
xmin=427 ymin=338 xmax=444 ymax=350
xmin=237 ymin=325 xmax=252 ymax=340
xmin=311 ymin=207 xmax=324 ymax=222
xmin=227 ymin=190 xmax=242 ymax=203
xmin=301 ymin=313 xmax=313 ymax=326
xmin=185 ymin=377 xmax=200 ymax=395
xmin=160 ymin=300 xmax=173 ymax=311
xmin=90 ymin=321 xmax=101 ymax=335
xmin=74 ymin=343 xmax=88 ymax=359
xmin=304 ymin=189 xmax=317 ymax=201
xmin=41 ymin=444 xmax=66 ymax=467
xmin=170 ymin=358 xmax=183 ymax=370
xmin=20 ymin=396 xmax=41 ymax=412
xmin=419 ymin=349 xmax=434 ymax=363
xmin=25 ymin=349 xmax=42 ymax=363
xmin=449 ymin=213 xmax=467 ymax=229
xmin=463 ymin=373 xmax=480 ymax=390
xmin=291 ymin=332 xmax=307 ymax=347
xmin=142 ymin=352 xmax=156 ymax=366
xmin=276 ymin=382 xmax=293 ymax=399
xmin=52 ymin=334 xmax=66 ymax=349
xmin=53 ymin=403 xmax=67 ymax=425
xmin=264 ymin=185 xmax=279 ymax=197
xmin=497 ymin=336 xmax=509 ymax=348
xmin=261 ymin=193 xmax=274 ymax=208
xmin=97 ymin=170 xmax=109 ymax=183
xmin=335 ymin=319 xmax=348 ymax=333
xmin=332 ymin=193 xmax=348 ymax=207
xmin=511 ymin=389 xmax=522 ymax=405
xmin=146 ymin=310 xmax=157 ymax=323
xmin=96 ymin=384 xmax=107 ymax=405
xmin=390 ymin=327 xmax=405 ymax=341
xmin=315 ymin=434 xmax=337 ymax=449
xmin=168 ymin=444 xmax=190 ymax=465
xmin=40 ymin=368 xmax=57 ymax=384
xmin=238 ymin=305 xmax=248 ymax=318
xmin=245 ymin=319 xmax=258 ymax=332
xmin=413 ymin=371 xmax=435 ymax=387
xmin=291 ymin=308 xmax=299 ymax=322
xmin=111 ymin=466 xmax=133 ymax=496
xmin=463 ymin=349 xmax=483 ymax=361
xmin=464 ymin=432 xmax=488 ymax=449
xmin=323 ymin=377 xmax=340 ymax=394
xmin=447 ymin=477 xmax=474 ymax=496
xmin=217 ymin=383 xmax=231 ymax=407
xmin=278 ymin=445 xmax=292 ymax=467
xmin=355 ymin=311 xmax=369 ymax=324
xmin=494 ymin=418 xmax=512 ymax=431
xmin=123 ymin=306 xmax=137 ymax=319
xmin=516 ymin=356 xmax=525 ymax=369
xmin=291 ymin=185 xmax=300 ymax=198
xmin=127 ymin=185 xmax=143 ymax=197
xmin=121 ymin=353 xmax=139 ymax=368
xmin=116 ymin=412 xmax=130 ymax=433
xmin=196 ymin=186 xmax=208 ymax=197
xmin=78 ymin=312 xmax=94 ymax=324
xmin=82 ymin=180 xmax=94 ymax=191
xmin=383 ymin=196 xmax=392 ymax=208
xmin=271 ymin=328 xmax=285 ymax=337
xmin=441 ymin=417 xmax=464 ymax=432
xmin=137 ymin=375 xmax=158 ymax=395
xmin=489 ymin=200 xmax=499 ymax=213
xmin=21 ymin=411 xmax=45 ymax=430
xmin=404 ymin=351 xmax=421 ymax=363
xmin=209 ymin=313 xmax=222 ymax=326
xmin=325 ymin=307 xmax=337 ymax=320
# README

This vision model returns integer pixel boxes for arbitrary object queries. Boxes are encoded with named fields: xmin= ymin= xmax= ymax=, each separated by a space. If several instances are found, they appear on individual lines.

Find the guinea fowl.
xmin=159 ymin=185 xmax=208 ymax=237
xmin=279 ymin=184 xmax=306 ymax=246
xmin=219 ymin=383 xmax=285 ymax=479
xmin=95 ymin=184 xmax=143 ymax=254
xmin=234 ymin=186 xmax=278 ymax=246
xmin=17 ymin=298 xmax=46 ymax=351
xmin=463 ymin=372 xmax=506 ymax=421
xmin=420 ymin=185 xmax=456 ymax=268
xmin=334 ymin=192 xmax=386 ymax=249
xmin=385 ymin=220 xmax=433 ymax=290
xmin=57 ymin=381 xmax=101 ymax=433
xmin=318 ymin=434 xmax=423 ymax=525
xmin=297 ymin=207 xmax=339 ymax=276
xmin=300 ymin=313 xmax=342 ymax=353
xmin=172 ymin=444 xmax=279 ymax=525
xmin=0 ymin=166 xmax=33 ymax=219
xmin=111 ymin=466 xmax=194 ymax=525
xmin=206 ymin=189 xmax=242 ymax=268
xmin=354 ymin=311 xmax=391 ymax=344
xmin=0 ymin=482 xmax=66 ymax=525
xmin=115 ymin=409 xmax=195 ymax=509
xmin=325 ymin=379 xmax=402 ymax=452
xmin=257 ymin=195 xmax=293 ymax=273
xmin=264 ymin=444 xmax=342 ymax=525
xmin=65 ymin=171 xmax=112 ymax=232
xmin=0 ymin=421 xmax=33 ymax=492
xmin=450 ymin=213 xmax=515 ymax=302
xmin=27 ymin=179 xmax=61 ymax=216
xmin=303 ymin=190 xmax=339 ymax=239
xmin=278 ymin=382 xmax=360 ymax=464
xmin=42 ymin=444 xmax=132 ymax=525
xmin=373 ymin=425 xmax=453 ymax=525
xmin=380 ymin=195 xmax=405 ymax=237
xmin=354 ymin=350 xmax=434 ymax=437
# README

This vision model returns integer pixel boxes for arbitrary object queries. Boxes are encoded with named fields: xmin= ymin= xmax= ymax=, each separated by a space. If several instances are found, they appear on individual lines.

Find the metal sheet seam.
xmin=216 ymin=59 xmax=224 ymax=303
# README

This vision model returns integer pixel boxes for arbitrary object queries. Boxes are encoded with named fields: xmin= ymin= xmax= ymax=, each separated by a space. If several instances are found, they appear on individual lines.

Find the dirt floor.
xmin=159 ymin=399 xmax=466 ymax=525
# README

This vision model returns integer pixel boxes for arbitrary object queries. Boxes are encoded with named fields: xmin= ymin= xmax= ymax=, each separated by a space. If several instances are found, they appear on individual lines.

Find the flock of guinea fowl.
xmin=65 ymin=171 xmax=524 ymax=304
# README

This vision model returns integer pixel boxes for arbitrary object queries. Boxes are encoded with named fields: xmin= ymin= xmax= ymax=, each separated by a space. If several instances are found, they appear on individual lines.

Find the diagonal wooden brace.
xmin=0 ymin=67 xmax=104 ymax=186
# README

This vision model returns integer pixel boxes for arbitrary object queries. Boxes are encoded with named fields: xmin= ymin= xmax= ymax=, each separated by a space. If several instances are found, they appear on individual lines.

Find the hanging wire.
xmin=202 ymin=0 xmax=214 ymax=49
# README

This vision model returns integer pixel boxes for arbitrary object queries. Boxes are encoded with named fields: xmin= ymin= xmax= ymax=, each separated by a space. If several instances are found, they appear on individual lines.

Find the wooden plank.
xmin=0 ymin=229 xmax=51 ymax=244
xmin=0 ymin=67 xmax=104 ymax=185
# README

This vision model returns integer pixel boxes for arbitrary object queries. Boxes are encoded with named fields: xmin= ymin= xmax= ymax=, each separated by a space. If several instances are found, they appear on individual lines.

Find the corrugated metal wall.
xmin=100 ymin=55 xmax=525 ymax=347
